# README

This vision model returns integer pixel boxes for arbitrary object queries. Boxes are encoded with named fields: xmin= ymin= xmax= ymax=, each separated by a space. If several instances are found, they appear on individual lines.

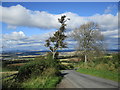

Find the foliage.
xmin=76 ymin=53 xmax=120 ymax=81
xmin=22 ymin=71 xmax=61 ymax=88
xmin=59 ymin=64 xmax=74 ymax=70
xmin=2 ymin=72 xmax=20 ymax=88
xmin=45 ymin=52 xmax=59 ymax=68
xmin=2 ymin=79 xmax=20 ymax=88
xmin=21 ymin=67 xmax=61 ymax=88
xmin=2 ymin=60 xmax=30 ymax=71
xmin=17 ymin=55 xmax=60 ymax=82
xmin=3 ymin=55 xmax=62 ymax=88
xmin=17 ymin=57 xmax=47 ymax=81
xmin=72 ymin=22 xmax=104 ymax=62
xmin=77 ymin=53 xmax=119 ymax=72
xmin=2 ymin=63 xmax=22 ymax=71
xmin=2 ymin=68 xmax=61 ymax=88
xmin=45 ymin=15 xmax=70 ymax=59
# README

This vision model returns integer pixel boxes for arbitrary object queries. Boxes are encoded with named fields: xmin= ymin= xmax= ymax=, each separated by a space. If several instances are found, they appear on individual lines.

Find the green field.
xmin=2 ymin=52 xmax=119 ymax=88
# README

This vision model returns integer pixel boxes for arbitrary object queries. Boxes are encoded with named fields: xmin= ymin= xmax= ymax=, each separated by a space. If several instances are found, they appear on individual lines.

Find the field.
xmin=1 ymin=51 xmax=120 ymax=88
xmin=1 ymin=52 xmax=63 ymax=88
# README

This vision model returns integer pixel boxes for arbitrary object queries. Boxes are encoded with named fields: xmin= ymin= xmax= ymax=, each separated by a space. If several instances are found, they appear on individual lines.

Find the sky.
xmin=0 ymin=2 xmax=119 ymax=51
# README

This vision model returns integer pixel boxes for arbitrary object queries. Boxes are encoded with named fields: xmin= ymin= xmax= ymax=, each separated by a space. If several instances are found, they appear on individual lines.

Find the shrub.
xmin=6 ymin=65 xmax=21 ymax=71
xmin=67 ymin=64 xmax=74 ymax=69
xmin=17 ymin=59 xmax=48 ymax=81
xmin=42 ymin=67 xmax=59 ymax=77
xmin=59 ymin=64 xmax=68 ymax=70
xmin=95 ymin=64 xmax=109 ymax=70
xmin=112 ymin=53 xmax=119 ymax=61
xmin=45 ymin=52 xmax=59 ymax=69
xmin=17 ymin=55 xmax=60 ymax=82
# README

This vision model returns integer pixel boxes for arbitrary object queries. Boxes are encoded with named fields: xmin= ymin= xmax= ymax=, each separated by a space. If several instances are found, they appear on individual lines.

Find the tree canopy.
xmin=72 ymin=22 xmax=104 ymax=62
xmin=45 ymin=15 xmax=70 ymax=59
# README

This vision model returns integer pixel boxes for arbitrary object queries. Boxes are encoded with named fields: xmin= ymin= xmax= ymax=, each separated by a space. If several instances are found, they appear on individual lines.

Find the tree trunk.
xmin=52 ymin=52 xmax=56 ymax=59
xmin=85 ymin=55 xmax=87 ymax=63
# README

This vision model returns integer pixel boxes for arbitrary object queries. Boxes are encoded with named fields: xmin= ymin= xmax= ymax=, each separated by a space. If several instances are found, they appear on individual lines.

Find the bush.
xmin=59 ymin=64 xmax=74 ymax=70
xmin=45 ymin=52 xmax=59 ymax=69
xmin=17 ymin=55 xmax=60 ymax=82
xmin=95 ymin=64 xmax=109 ymax=70
xmin=78 ymin=53 xmax=120 ymax=72
xmin=42 ymin=67 xmax=59 ymax=77
xmin=3 ymin=54 xmax=61 ymax=88
xmin=111 ymin=53 xmax=120 ymax=70
xmin=67 ymin=64 xmax=74 ymax=69
xmin=17 ymin=58 xmax=48 ymax=81
xmin=112 ymin=53 xmax=119 ymax=61
xmin=6 ymin=65 xmax=21 ymax=71
xmin=2 ymin=63 xmax=22 ymax=71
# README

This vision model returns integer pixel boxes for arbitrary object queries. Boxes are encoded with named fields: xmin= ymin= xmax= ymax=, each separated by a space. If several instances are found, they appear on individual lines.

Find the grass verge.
xmin=22 ymin=76 xmax=61 ymax=88
xmin=77 ymin=68 xmax=119 ymax=82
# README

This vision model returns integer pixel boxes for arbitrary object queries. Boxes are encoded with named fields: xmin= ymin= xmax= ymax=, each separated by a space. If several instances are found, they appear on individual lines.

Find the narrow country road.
xmin=57 ymin=70 xmax=119 ymax=88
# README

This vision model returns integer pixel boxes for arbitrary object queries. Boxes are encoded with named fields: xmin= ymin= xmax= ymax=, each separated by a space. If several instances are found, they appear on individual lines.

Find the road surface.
xmin=57 ymin=70 xmax=119 ymax=88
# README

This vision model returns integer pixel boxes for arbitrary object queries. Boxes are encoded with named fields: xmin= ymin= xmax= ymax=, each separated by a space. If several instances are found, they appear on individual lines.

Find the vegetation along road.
xmin=57 ymin=70 xmax=118 ymax=88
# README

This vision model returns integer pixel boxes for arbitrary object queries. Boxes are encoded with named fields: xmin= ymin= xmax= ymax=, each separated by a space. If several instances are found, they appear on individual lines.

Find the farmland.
xmin=1 ymin=50 xmax=119 ymax=88
xmin=1 ymin=50 xmax=76 ymax=88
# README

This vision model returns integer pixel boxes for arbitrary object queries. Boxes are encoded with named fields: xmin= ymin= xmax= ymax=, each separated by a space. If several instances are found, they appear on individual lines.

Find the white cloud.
xmin=101 ymin=29 xmax=118 ymax=36
xmin=1 ymin=4 xmax=118 ymax=51
xmin=2 ymin=31 xmax=26 ymax=48
xmin=0 ymin=5 xmax=118 ymax=30
xmin=2 ymin=30 xmax=76 ymax=51
xmin=0 ymin=5 xmax=60 ymax=29
xmin=89 ymin=14 xmax=118 ymax=30
xmin=2 ymin=31 xmax=25 ymax=40
xmin=2 ymin=30 xmax=55 ymax=50
xmin=101 ymin=29 xmax=119 ymax=39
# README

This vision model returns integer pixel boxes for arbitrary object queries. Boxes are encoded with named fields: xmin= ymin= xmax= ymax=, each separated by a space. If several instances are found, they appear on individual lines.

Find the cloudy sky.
xmin=0 ymin=2 xmax=118 ymax=51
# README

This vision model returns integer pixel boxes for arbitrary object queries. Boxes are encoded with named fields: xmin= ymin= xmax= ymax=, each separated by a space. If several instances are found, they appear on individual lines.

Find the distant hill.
xmin=1 ymin=49 xmax=119 ymax=55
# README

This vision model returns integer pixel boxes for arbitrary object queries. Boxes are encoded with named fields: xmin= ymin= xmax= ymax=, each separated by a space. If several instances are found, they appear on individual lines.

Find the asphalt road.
xmin=57 ymin=70 xmax=119 ymax=88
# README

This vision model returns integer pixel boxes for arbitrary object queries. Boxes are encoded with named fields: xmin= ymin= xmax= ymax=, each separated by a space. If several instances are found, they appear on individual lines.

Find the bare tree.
xmin=72 ymin=22 xmax=104 ymax=63
xmin=45 ymin=15 xmax=70 ymax=59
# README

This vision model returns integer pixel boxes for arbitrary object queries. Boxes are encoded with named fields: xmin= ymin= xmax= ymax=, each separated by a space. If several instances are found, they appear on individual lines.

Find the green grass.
xmin=77 ymin=68 xmax=119 ymax=82
xmin=2 ymin=73 xmax=61 ymax=88
xmin=22 ymin=76 xmax=61 ymax=88
xmin=2 ymin=70 xmax=61 ymax=88
xmin=42 ymin=76 xmax=61 ymax=88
